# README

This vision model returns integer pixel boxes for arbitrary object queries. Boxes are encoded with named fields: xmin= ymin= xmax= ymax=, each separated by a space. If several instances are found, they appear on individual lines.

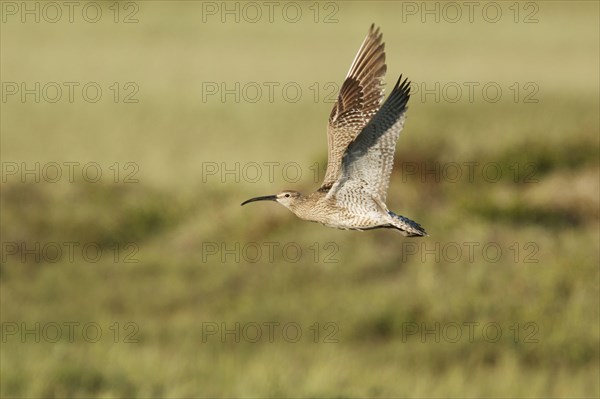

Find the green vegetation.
xmin=1 ymin=1 xmax=598 ymax=397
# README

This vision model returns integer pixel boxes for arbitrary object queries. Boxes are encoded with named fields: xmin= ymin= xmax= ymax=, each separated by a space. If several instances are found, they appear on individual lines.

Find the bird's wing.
xmin=328 ymin=76 xmax=410 ymax=205
xmin=319 ymin=24 xmax=387 ymax=191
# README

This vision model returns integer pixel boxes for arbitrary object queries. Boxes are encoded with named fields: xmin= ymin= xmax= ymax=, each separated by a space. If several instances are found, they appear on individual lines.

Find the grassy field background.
xmin=1 ymin=1 xmax=599 ymax=397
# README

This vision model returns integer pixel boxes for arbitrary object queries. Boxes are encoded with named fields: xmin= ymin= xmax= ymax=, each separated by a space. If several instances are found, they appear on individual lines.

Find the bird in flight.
xmin=241 ymin=25 xmax=427 ymax=237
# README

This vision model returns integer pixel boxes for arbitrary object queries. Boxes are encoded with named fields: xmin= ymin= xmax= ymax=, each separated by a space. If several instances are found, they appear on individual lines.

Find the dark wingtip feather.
xmin=385 ymin=75 xmax=411 ymax=112
xmin=369 ymin=23 xmax=377 ymax=33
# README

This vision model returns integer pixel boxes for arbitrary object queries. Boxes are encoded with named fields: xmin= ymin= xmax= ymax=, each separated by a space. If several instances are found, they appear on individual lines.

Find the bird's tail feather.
xmin=388 ymin=211 xmax=428 ymax=237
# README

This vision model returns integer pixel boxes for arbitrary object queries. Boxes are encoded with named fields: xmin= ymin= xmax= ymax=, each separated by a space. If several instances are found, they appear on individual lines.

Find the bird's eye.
xmin=285 ymin=193 xmax=290 ymax=198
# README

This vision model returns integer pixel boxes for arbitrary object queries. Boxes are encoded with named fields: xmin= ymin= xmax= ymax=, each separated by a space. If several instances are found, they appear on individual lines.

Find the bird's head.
xmin=241 ymin=190 xmax=305 ymax=210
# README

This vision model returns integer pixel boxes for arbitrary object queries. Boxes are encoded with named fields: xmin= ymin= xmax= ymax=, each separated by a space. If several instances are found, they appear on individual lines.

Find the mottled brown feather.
xmin=320 ymin=24 xmax=387 ymax=190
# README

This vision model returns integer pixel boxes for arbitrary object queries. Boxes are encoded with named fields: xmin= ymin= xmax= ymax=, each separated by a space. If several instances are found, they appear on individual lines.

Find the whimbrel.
xmin=241 ymin=25 xmax=427 ymax=237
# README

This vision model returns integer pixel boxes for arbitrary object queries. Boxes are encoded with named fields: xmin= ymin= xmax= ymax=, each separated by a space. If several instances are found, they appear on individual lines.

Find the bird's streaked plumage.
xmin=322 ymin=24 xmax=387 ymax=191
xmin=242 ymin=25 xmax=427 ymax=237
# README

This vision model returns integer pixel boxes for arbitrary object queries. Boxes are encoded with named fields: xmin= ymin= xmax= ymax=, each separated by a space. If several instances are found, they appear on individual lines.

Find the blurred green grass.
xmin=1 ymin=1 xmax=599 ymax=397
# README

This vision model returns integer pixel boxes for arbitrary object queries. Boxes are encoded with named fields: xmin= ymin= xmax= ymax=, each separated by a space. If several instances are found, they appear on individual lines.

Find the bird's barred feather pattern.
xmin=320 ymin=24 xmax=387 ymax=191
xmin=331 ymin=76 xmax=411 ymax=205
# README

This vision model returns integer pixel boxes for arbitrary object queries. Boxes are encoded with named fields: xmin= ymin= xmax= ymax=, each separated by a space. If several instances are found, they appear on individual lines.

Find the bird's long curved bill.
xmin=241 ymin=195 xmax=277 ymax=206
